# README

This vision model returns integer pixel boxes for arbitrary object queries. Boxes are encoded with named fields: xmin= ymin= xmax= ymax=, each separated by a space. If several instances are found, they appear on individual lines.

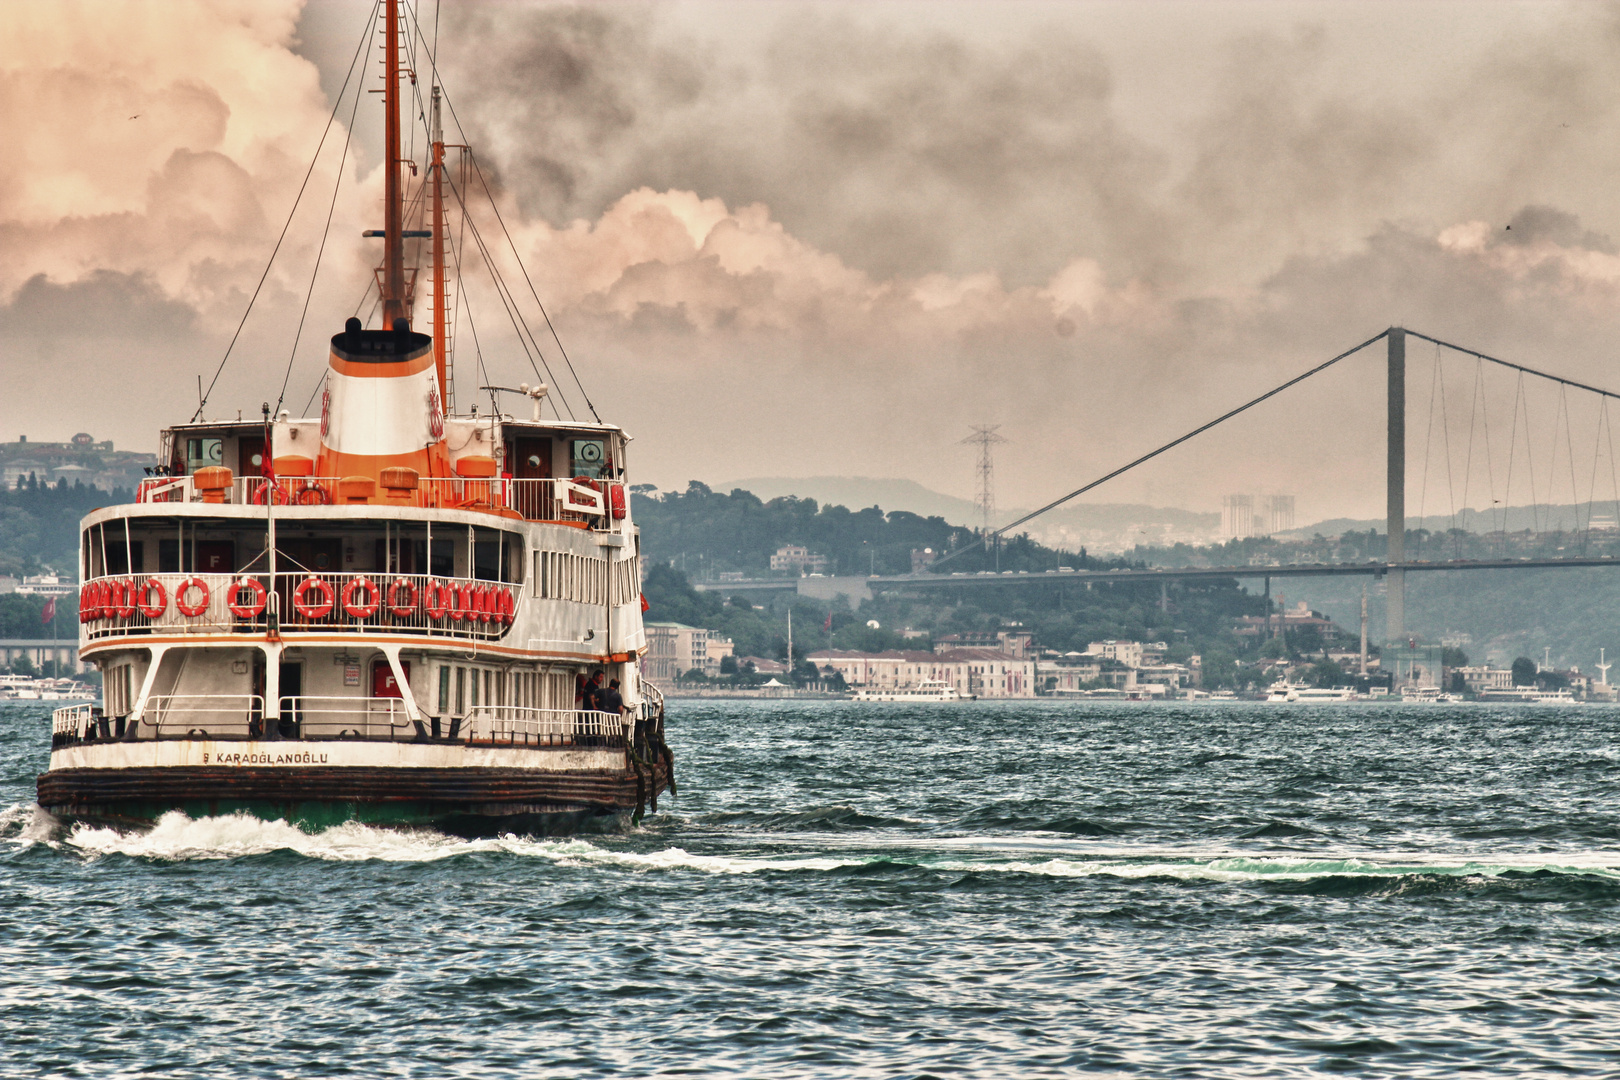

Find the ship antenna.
xmin=381 ymin=0 xmax=407 ymax=328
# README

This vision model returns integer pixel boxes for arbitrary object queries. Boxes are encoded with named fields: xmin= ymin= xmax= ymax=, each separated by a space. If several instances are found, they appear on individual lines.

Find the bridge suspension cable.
xmin=929 ymin=329 xmax=1394 ymax=570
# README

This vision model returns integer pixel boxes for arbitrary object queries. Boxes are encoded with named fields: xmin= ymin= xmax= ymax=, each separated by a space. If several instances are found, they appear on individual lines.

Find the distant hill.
xmin=715 ymin=475 xmax=1220 ymax=552
xmin=1292 ymin=502 xmax=1609 ymax=539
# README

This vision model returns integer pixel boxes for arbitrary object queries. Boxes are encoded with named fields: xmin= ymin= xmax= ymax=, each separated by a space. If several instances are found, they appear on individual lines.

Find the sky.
xmin=7 ymin=0 xmax=1620 ymax=525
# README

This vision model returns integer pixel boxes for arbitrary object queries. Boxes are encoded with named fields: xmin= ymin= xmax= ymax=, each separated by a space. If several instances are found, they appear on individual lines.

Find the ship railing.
xmin=135 ymin=474 xmax=627 ymax=529
xmin=139 ymin=694 xmax=266 ymax=739
xmin=279 ymin=696 xmax=413 ymax=741
xmin=52 ymin=703 xmax=95 ymax=738
xmin=81 ymin=571 xmax=515 ymax=642
xmin=466 ymin=705 xmax=627 ymax=748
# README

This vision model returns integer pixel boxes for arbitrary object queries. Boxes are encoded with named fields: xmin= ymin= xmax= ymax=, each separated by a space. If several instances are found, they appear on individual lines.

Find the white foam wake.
xmin=26 ymin=809 xmax=1620 ymax=883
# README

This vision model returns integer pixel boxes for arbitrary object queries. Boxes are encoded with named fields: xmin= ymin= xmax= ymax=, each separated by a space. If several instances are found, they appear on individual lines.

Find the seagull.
xmin=129 ymin=114 xmax=139 ymax=120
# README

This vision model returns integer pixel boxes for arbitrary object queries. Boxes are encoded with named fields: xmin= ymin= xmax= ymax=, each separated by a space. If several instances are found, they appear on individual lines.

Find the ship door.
xmin=278 ymin=661 xmax=303 ymax=739
xmin=513 ymin=437 xmax=550 ymax=519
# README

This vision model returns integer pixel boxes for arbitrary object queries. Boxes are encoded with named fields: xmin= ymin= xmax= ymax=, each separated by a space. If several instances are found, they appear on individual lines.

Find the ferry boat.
xmin=35 ymin=0 xmax=670 ymax=834
xmin=850 ymin=679 xmax=969 ymax=702
xmin=1264 ymin=681 xmax=1356 ymax=703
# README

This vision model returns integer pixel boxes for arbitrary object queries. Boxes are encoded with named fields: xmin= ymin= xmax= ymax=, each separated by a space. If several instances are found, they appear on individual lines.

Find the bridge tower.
xmin=1387 ymin=327 xmax=1406 ymax=643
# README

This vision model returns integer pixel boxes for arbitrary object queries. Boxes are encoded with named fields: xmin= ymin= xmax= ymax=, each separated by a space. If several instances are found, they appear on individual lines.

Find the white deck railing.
xmin=136 ymin=475 xmax=624 ymax=525
xmin=139 ymin=694 xmax=266 ymax=737
xmin=280 ymin=696 xmax=413 ymax=740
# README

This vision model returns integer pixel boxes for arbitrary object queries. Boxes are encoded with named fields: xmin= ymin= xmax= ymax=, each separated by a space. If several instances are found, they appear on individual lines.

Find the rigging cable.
xmin=928 ymin=329 xmax=1393 ymax=569
xmin=194 ymin=0 xmax=381 ymax=421
xmin=275 ymin=2 xmax=377 ymax=414
xmin=400 ymin=12 xmax=581 ymax=419
xmin=444 ymin=172 xmax=576 ymax=418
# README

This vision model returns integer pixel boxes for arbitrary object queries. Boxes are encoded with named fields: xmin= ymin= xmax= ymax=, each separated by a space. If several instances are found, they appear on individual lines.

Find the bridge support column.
xmin=1387 ymin=327 xmax=1406 ymax=642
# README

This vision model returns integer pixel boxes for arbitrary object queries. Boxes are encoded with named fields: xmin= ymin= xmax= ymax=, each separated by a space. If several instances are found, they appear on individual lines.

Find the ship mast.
xmin=430 ymin=85 xmax=449 ymax=407
xmin=380 ymin=0 xmax=407 ymax=328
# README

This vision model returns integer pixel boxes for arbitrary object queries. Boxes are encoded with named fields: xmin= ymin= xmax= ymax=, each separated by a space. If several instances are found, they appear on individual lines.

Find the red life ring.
xmin=386 ymin=578 xmax=418 ymax=618
xmin=251 ymin=481 xmax=289 ymax=505
xmin=135 ymin=578 xmax=168 ymax=618
xmin=111 ymin=578 xmax=137 ymax=619
xmin=96 ymin=579 xmax=113 ymax=620
xmin=448 ymin=581 xmax=472 ymax=622
xmin=79 ymin=584 xmax=92 ymax=623
xmin=84 ymin=580 xmax=103 ymax=621
xmin=609 ymin=484 xmax=626 ymax=520
xmin=226 ymin=577 xmax=267 ymax=618
xmin=296 ymin=484 xmax=331 ymax=506
xmin=341 ymin=576 xmax=380 ymax=619
xmin=473 ymin=583 xmax=493 ymax=624
xmin=422 ymin=579 xmax=449 ymax=619
xmin=292 ymin=575 xmax=335 ymax=620
xmin=497 ymin=587 xmax=514 ymax=625
xmin=175 ymin=576 xmax=211 ymax=618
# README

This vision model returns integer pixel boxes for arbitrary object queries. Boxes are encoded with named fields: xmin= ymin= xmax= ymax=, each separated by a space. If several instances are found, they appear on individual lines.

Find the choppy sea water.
xmin=5 ymin=700 xmax=1620 ymax=1078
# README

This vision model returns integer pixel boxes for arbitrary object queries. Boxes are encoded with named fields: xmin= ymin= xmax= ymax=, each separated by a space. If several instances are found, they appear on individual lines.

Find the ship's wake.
xmin=9 ymin=805 xmax=1620 ymax=895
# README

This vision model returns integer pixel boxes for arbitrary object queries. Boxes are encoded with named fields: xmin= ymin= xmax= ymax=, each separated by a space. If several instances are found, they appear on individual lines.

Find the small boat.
xmin=851 ymin=679 xmax=970 ymax=702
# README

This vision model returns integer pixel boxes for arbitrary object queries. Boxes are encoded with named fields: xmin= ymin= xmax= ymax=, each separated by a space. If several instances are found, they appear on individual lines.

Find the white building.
xmin=769 ymin=545 xmax=828 ymax=575
xmin=642 ymin=622 xmax=735 ymax=680
xmin=809 ymin=647 xmax=1035 ymax=698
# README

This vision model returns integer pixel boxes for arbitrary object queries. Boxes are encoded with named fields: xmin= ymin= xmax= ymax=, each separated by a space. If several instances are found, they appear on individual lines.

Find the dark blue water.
xmin=5 ymin=699 xmax=1620 ymax=1078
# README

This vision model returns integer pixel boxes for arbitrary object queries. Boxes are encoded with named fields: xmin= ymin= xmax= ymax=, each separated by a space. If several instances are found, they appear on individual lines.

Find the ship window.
xmin=484 ymin=670 xmax=493 ymax=707
xmin=470 ymin=668 xmax=479 ymax=708
xmin=455 ymin=667 xmax=465 ymax=715
xmin=438 ymin=667 xmax=450 ymax=714
xmin=185 ymin=438 xmax=224 ymax=473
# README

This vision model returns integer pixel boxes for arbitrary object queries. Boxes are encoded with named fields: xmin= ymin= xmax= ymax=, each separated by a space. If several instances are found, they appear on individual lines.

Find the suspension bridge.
xmin=703 ymin=327 xmax=1620 ymax=644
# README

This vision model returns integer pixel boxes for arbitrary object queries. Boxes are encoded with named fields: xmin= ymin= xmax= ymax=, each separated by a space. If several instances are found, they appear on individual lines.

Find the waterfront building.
xmin=642 ymin=622 xmax=735 ymax=681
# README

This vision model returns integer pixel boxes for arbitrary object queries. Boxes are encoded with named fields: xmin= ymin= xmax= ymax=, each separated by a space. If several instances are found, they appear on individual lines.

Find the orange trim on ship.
xmin=329 ymin=352 xmax=435 ymax=378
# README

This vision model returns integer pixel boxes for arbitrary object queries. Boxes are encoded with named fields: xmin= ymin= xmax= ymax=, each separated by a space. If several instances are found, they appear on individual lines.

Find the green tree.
xmin=1511 ymin=657 xmax=1538 ymax=686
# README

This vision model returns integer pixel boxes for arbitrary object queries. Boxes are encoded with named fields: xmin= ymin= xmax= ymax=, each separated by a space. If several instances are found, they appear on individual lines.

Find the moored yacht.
xmin=36 ymin=0 xmax=670 ymax=834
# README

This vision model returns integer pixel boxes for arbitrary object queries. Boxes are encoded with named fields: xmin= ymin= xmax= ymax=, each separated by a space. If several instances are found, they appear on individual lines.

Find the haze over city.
xmin=7 ymin=1 xmax=1620 ymax=522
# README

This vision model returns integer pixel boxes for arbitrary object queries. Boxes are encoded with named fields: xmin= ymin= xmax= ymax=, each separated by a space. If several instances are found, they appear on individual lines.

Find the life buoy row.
xmin=571 ymin=476 xmax=628 ymax=520
xmin=83 ymin=575 xmax=515 ymax=627
xmin=288 ymin=575 xmax=513 ymax=624
xmin=81 ymin=577 xmax=210 ymax=621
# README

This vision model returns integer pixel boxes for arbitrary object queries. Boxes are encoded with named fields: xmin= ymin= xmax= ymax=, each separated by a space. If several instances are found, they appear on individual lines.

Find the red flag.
xmin=824 ymin=612 xmax=832 ymax=632
xmin=41 ymin=597 xmax=56 ymax=624
xmin=640 ymin=594 xmax=650 ymax=612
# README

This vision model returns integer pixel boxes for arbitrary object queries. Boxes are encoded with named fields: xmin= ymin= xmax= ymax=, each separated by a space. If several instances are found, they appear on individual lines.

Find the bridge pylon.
xmin=1387 ymin=326 xmax=1406 ymax=643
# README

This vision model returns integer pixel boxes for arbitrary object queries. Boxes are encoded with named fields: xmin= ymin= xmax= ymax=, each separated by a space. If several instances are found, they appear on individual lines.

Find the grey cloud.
xmin=439 ymin=5 xmax=1165 ymax=286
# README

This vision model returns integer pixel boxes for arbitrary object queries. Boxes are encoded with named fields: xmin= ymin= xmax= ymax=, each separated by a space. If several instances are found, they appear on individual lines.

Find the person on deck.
xmin=598 ymin=678 xmax=625 ymax=717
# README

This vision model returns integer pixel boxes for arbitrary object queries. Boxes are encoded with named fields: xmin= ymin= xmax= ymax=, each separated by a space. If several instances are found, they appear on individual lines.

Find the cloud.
xmin=13 ymin=2 xmax=1620 ymax=520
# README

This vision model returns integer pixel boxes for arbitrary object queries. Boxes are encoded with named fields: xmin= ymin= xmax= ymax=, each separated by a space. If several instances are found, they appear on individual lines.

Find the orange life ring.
xmin=422 ymin=579 xmax=449 ymax=620
xmin=111 ymin=578 xmax=137 ymax=619
xmin=292 ymin=575 xmax=335 ymax=620
xmin=386 ymin=578 xmax=418 ymax=618
xmin=341 ymin=576 xmax=380 ymax=619
xmin=135 ymin=577 xmax=167 ymax=618
xmin=226 ymin=577 xmax=267 ymax=618
xmin=175 ymin=576 xmax=211 ymax=618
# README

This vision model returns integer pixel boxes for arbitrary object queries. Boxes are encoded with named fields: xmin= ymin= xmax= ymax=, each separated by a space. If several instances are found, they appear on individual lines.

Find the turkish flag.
xmin=824 ymin=612 xmax=832 ymax=632
xmin=41 ymin=597 xmax=56 ymax=625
